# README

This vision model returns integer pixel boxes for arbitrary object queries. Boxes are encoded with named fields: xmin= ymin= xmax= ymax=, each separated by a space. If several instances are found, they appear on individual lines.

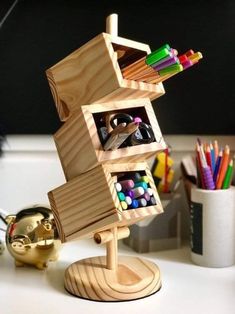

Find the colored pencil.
xmin=210 ymin=142 xmax=216 ymax=173
xmin=205 ymin=145 xmax=213 ymax=174
xmin=188 ymin=52 xmax=203 ymax=64
xmin=216 ymin=145 xmax=230 ymax=189
xmin=185 ymin=49 xmax=194 ymax=57
xmin=222 ymin=159 xmax=233 ymax=189
xmin=146 ymin=47 xmax=171 ymax=65
xmin=213 ymin=150 xmax=222 ymax=184
xmin=202 ymin=165 xmax=215 ymax=190
xmin=196 ymin=143 xmax=206 ymax=188
xmin=213 ymin=140 xmax=219 ymax=161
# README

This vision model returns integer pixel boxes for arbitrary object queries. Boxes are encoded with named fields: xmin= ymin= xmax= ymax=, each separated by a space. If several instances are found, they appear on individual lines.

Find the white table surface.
xmin=0 ymin=239 xmax=234 ymax=314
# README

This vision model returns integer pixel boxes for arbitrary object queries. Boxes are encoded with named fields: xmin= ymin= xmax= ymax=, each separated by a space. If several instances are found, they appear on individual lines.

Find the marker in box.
xmin=117 ymin=192 xmax=125 ymax=201
xmin=119 ymin=179 xmax=134 ymax=190
xmin=130 ymin=199 xmax=138 ymax=209
xmin=147 ymin=188 xmax=153 ymax=196
xmin=153 ymin=55 xmax=179 ymax=71
xmin=115 ymin=182 xmax=122 ymax=192
xmin=131 ymin=187 xmax=145 ymax=198
xmin=148 ymin=196 xmax=156 ymax=206
xmin=120 ymin=201 xmax=128 ymax=210
xmin=125 ymin=196 xmax=132 ymax=205
xmin=134 ymin=181 xmax=148 ymax=189
xmin=143 ymin=192 xmax=150 ymax=202
xmin=125 ymin=190 xmax=134 ymax=199
xmin=138 ymin=176 xmax=149 ymax=184
xmin=159 ymin=63 xmax=183 ymax=76
xmin=146 ymin=47 xmax=171 ymax=66
xmin=137 ymin=198 xmax=147 ymax=207
xmin=120 ymin=172 xmax=142 ymax=182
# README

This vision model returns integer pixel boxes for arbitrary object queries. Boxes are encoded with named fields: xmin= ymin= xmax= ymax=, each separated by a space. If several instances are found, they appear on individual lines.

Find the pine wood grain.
xmin=54 ymin=98 xmax=166 ymax=180
xmin=46 ymin=33 xmax=165 ymax=121
xmin=64 ymin=255 xmax=161 ymax=301
xmin=48 ymin=162 xmax=163 ymax=242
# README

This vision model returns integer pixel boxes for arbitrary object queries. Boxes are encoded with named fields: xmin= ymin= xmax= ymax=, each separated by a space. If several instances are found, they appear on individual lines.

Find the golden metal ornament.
xmin=5 ymin=205 xmax=61 ymax=269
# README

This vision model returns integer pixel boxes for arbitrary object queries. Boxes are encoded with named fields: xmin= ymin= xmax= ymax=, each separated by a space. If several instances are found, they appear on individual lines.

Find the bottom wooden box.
xmin=48 ymin=162 xmax=163 ymax=242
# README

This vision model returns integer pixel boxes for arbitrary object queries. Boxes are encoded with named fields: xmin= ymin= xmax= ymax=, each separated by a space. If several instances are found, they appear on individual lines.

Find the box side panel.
xmin=54 ymin=108 xmax=98 ymax=180
xmin=46 ymin=33 xmax=120 ymax=121
xmin=48 ymin=165 xmax=120 ymax=241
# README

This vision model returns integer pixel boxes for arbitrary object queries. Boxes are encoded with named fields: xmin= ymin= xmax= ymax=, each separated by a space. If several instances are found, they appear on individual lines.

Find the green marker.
xmin=222 ymin=160 xmax=233 ymax=189
xmin=117 ymin=192 xmax=126 ymax=201
xmin=134 ymin=182 xmax=148 ymax=189
xmin=159 ymin=64 xmax=183 ymax=76
xmin=147 ymin=44 xmax=170 ymax=59
xmin=146 ymin=47 xmax=171 ymax=66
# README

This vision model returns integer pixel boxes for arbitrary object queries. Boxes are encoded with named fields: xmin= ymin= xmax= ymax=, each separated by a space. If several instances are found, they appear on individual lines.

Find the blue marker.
xmin=130 ymin=199 xmax=138 ymax=209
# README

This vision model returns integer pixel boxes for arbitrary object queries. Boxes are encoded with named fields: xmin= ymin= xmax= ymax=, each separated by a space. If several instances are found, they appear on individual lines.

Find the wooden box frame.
xmin=46 ymin=33 xmax=165 ymax=121
xmin=48 ymin=162 xmax=163 ymax=242
xmin=54 ymin=98 xmax=166 ymax=180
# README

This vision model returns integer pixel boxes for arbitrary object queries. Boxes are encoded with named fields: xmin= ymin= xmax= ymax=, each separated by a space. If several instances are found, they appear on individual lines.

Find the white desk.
xmin=0 ymin=239 xmax=234 ymax=314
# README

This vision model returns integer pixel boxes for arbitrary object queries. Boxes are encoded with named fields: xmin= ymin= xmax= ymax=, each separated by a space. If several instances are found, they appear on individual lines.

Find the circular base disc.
xmin=64 ymin=255 xmax=161 ymax=301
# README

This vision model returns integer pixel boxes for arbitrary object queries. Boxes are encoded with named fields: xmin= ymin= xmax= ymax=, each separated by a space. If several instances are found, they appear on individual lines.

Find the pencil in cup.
xmin=216 ymin=145 xmax=230 ymax=189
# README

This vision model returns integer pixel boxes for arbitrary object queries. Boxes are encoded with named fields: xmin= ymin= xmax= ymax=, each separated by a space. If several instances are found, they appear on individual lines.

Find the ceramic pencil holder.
xmin=190 ymin=186 xmax=235 ymax=267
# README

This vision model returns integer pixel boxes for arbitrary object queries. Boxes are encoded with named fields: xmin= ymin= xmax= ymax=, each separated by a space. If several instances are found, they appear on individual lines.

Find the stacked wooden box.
xmin=46 ymin=30 xmax=167 ymax=243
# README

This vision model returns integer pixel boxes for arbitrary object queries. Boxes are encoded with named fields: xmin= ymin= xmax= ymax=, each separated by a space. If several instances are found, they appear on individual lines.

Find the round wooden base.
xmin=64 ymin=255 xmax=161 ymax=301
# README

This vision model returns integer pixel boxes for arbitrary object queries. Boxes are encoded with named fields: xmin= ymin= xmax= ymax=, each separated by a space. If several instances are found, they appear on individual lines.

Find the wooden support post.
xmin=106 ymin=227 xmax=118 ymax=271
xmin=106 ymin=13 xmax=118 ymax=36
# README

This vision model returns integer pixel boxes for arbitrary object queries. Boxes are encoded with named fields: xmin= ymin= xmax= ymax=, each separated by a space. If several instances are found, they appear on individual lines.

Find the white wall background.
xmin=0 ymin=135 xmax=234 ymax=241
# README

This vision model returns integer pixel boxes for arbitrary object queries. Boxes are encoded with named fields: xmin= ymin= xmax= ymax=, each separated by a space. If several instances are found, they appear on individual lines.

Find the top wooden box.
xmin=46 ymin=33 xmax=165 ymax=121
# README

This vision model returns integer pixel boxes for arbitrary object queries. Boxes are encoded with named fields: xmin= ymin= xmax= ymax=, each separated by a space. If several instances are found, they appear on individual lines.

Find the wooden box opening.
xmin=111 ymin=169 xmax=157 ymax=213
xmin=93 ymin=106 xmax=156 ymax=151
xmin=112 ymin=43 xmax=147 ymax=71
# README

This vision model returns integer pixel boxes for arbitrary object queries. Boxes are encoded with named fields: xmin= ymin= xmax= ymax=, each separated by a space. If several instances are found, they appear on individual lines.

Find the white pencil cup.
xmin=190 ymin=186 xmax=235 ymax=267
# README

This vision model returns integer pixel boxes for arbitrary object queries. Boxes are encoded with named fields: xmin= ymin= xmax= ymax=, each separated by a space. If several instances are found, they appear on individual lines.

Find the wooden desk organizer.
xmin=48 ymin=162 xmax=163 ymax=242
xmin=46 ymin=33 xmax=165 ymax=121
xmin=46 ymin=14 xmax=165 ymax=302
xmin=54 ymin=98 xmax=166 ymax=180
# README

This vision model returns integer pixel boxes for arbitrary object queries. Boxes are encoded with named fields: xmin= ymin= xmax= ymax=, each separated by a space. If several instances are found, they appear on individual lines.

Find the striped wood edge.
xmin=64 ymin=255 xmax=161 ymax=301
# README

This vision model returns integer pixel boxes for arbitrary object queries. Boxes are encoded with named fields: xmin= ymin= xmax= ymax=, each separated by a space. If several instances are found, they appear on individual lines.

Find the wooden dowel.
xmin=94 ymin=227 xmax=130 ymax=244
xmin=106 ymin=227 xmax=118 ymax=270
xmin=106 ymin=13 xmax=118 ymax=36
xmin=94 ymin=230 xmax=113 ymax=244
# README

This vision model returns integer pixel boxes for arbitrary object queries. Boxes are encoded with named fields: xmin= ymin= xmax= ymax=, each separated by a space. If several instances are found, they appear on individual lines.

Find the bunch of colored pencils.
xmin=121 ymin=44 xmax=202 ymax=84
xmin=196 ymin=139 xmax=234 ymax=190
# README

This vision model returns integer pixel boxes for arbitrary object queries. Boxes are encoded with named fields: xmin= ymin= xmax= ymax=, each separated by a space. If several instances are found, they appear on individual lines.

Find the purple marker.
xmin=125 ymin=190 xmax=134 ymax=199
xmin=143 ymin=192 xmax=150 ymax=202
xmin=153 ymin=56 xmax=179 ymax=71
xmin=151 ymin=50 xmax=174 ymax=68
xmin=119 ymin=179 xmax=134 ymax=191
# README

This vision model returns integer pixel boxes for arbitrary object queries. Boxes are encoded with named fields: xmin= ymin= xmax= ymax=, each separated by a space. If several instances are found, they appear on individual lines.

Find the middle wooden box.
xmin=54 ymin=98 xmax=166 ymax=181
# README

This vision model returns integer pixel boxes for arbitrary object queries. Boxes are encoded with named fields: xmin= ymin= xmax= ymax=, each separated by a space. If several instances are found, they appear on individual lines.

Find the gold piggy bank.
xmin=6 ymin=205 xmax=61 ymax=270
